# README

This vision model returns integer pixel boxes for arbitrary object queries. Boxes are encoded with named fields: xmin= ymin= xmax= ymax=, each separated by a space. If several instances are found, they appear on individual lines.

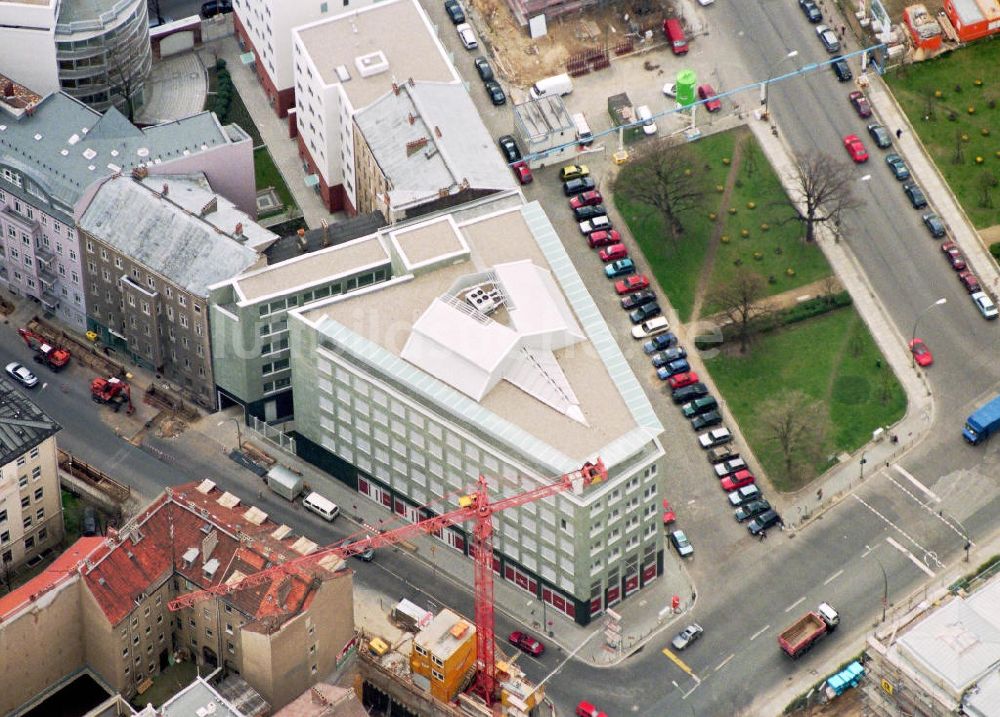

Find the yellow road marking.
xmin=661 ymin=648 xmax=694 ymax=676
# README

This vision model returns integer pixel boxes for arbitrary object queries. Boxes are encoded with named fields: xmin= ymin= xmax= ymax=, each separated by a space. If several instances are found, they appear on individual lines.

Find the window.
xmin=179 ymin=314 xmax=188 ymax=328
xmin=36 ymin=507 xmax=44 ymax=521
xmin=38 ymin=527 xmax=47 ymax=542
xmin=0 ymin=510 xmax=6 ymax=523
xmin=178 ymin=295 xmax=186 ymax=307
xmin=0 ymin=532 xmax=9 ymax=544
xmin=23 ymin=516 xmax=32 ymax=529
xmin=114 ymin=257 xmax=123 ymax=269
xmin=33 ymin=487 xmax=43 ymax=500
xmin=101 ymin=248 xmax=108 ymax=260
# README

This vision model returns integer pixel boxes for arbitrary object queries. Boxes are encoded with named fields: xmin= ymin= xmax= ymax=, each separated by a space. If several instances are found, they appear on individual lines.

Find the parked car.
xmin=867 ymin=123 xmax=892 ymax=149
xmin=444 ymin=0 xmax=466 ymax=23
xmin=799 ymin=0 xmax=822 ymax=21
xmin=474 ymin=55 xmax=493 ymax=81
xmin=570 ymin=190 xmax=603 ymax=209
xmin=512 ymin=161 xmax=533 ymax=185
xmin=575 ymin=701 xmax=608 ymax=717
xmin=662 ymin=82 xmax=677 ymax=98
xmin=636 ymin=104 xmax=657 ymax=135
xmin=338 ymin=538 xmax=374 ymax=561
xmin=615 ymin=275 xmax=650 ymax=294
xmin=816 ymin=24 xmax=840 ymax=52
xmin=82 ymin=507 xmax=99 ymax=536
xmin=959 ymin=270 xmax=981 ymax=293
xmin=697 ymin=84 xmax=722 ymax=112
xmin=631 ymin=316 xmax=670 ymax=338
xmin=643 ymin=332 xmax=678 ymax=354
xmin=668 ymin=372 xmax=700 ymax=391
xmin=713 ymin=456 xmax=747 ymax=477
xmin=735 ymin=499 xmax=771 ymax=522
xmin=598 ymin=243 xmax=628 ymax=263
xmin=485 ymin=80 xmax=506 ymax=105
xmin=579 ymin=217 xmax=611 ymax=236
xmin=588 ymin=229 xmax=621 ymax=248
xmin=671 ymin=382 xmax=708 ymax=403
xmin=498 ymin=135 xmax=521 ymax=163
xmin=843 ymin=134 xmax=869 ymax=163
xmin=922 ymin=212 xmax=946 ymax=238
xmin=691 ymin=410 xmax=722 ymax=431
xmin=564 ymin=177 xmax=597 ymax=196
xmin=560 ymin=165 xmax=590 ymax=181
xmin=707 ymin=444 xmax=737 ymax=463
xmin=903 ymin=181 xmax=928 ymax=208
xmin=201 ymin=0 xmax=232 ymax=18
xmin=662 ymin=499 xmax=677 ymax=525
xmin=650 ymin=347 xmax=687 ymax=366
xmin=605 ymin=258 xmax=636 ymax=278
xmin=908 ymin=338 xmax=933 ymax=367
xmin=721 ymin=469 xmax=755 ymax=491
xmin=669 ymin=529 xmax=694 ymax=557
xmin=456 ymin=22 xmax=478 ymax=49
xmin=5 ymin=361 xmax=38 ymax=388
xmin=748 ymin=508 xmax=783 ymax=536
xmin=698 ymin=427 xmax=732 ymax=449
xmin=942 ymin=241 xmax=966 ymax=270
xmin=972 ymin=291 xmax=999 ymax=319
xmin=848 ymin=90 xmax=872 ymax=118
xmin=885 ymin=153 xmax=910 ymax=181
xmin=629 ymin=303 xmax=662 ymax=325
xmin=671 ymin=624 xmax=704 ymax=651
xmin=622 ymin=289 xmax=657 ymax=310
xmin=831 ymin=56 xmax=852 ymax=81
xmin=727 ymin=483 xmax=762 ymax=507
xmin=655 ymin=357 xmax=689 ymax=378
xmin=508 ymin=630 xmax=545 ymax=657
xmin=681 ymin=395 xmax=717 ymax=418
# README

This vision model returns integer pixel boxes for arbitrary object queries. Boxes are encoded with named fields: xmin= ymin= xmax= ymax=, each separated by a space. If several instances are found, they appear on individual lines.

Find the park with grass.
xmin=886 ymin=42 xmax=1000 ymax=238
xmin=614 ymin=127 xmax=907 ymax=490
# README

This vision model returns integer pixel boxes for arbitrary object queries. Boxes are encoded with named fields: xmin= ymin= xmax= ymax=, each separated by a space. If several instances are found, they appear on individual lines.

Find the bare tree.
xmin=147 ymin=0 xmax=163 ymax=24
xmin=614 ymin=142 xmax=708 ymax=243
xmin=712 ymin=269 xmax=770 ymax=354
xmin=105 ymin=30 xmax=150 ymax=123
xmin=978 ymin=171 xmax=997 ymax=209
xmin=758 ymin=390 xmax=828 ymax=482
xmin=785 ymin=150 xmax=860 ymax=243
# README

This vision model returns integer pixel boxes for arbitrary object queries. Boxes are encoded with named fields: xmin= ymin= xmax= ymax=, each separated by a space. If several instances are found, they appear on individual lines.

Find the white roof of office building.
xmin=79 ymin=175 xmax=261 ymax=296
xmin=293 ymin=0 xmax=458 ymax=111
xmin=298 ymin=197 xmax=662 ymax=471
xmin=355 ymin=82 xmax=516 ymax=212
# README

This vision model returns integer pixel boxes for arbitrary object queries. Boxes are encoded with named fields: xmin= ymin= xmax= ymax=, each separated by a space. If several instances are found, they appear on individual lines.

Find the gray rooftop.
xmin=0 ymin=377 xmax=61 ymax=466
xmin=159 ymin=677 xmax=246 ymax=717
xmin=264 ymin=211 xmax=386 ymax=265
xmin=57 ymin=0 xmax=138 ymax=27
xmin=79 ymin=175 xmax=262 ymax=296
xmin=0 ymin=93 xmax=246 ymax=211
xmin=355 ymin=83 xmax=516 ymax=211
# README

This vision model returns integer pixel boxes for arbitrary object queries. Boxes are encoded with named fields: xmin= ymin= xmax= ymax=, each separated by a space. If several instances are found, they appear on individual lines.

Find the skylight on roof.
xmin=68 ymin=133 xmax=80 ymax=145
xmin=355 ymin=50 xmax=389 ymax=78
xmin=82 ymin=148 xmax=97 ymax=160
xmin=33 ymin=133 xmax=42 ymax=141
xmin=136 ymin=147 xmax=149 ymax=157
xmin=60 ymin=149 xmax=69 ymax=156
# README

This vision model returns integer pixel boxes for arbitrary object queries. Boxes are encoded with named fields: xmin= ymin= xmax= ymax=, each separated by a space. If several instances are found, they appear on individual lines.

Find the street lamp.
xmin=859 ymin=450 xmax=868 ymax=481
xmin=910 ymin=298 xmax=947 ymax=367
xmin=761 ymin=50 xmax=799 ymax=119
xmin=869 ymin=552 xmax=889 ymax=622
xmin=231 ymin=418 xmax=243 ymax=453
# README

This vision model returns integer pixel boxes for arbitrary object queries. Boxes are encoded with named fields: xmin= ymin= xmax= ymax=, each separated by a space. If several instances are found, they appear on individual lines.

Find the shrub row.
xmin=212 ymin=66 xmax=233 ymax=121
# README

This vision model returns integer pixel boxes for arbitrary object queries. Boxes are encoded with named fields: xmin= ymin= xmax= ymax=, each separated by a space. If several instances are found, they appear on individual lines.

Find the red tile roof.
xmin=0 ymin=537 xmax=104 ymax=621
xmin=82 ymin=481 xmax=340 ymax=627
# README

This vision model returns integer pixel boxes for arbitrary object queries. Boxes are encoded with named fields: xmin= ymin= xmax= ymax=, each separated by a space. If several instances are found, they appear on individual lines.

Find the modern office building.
xmin=286 ymin=193 xmax=666 ymax=625
xmin=0 ymin=77 xmax=255 ymax=331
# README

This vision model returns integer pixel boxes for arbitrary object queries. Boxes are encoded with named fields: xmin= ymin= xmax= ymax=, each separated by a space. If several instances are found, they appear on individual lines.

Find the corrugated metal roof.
xmin=0 ymin=376 xmax=61 ymax=466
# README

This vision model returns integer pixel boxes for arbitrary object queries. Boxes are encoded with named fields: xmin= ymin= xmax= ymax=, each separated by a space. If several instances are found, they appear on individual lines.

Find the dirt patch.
xmin=158 ymin=417 xmax=187 ymax=439
xmin=797 ymin=686 xmax=864 ymax=717
xmin=979 ymin=224 xmax=1000 ymax=247
xmin=473 ymin=0 xmax=669 ymax=86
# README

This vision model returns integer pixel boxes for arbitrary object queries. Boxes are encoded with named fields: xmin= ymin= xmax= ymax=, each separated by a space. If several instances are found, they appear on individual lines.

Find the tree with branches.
xmin=758 ymin=390 xmax=829 ymax=483
xmin=613 ymin=142 xmax=708 ymax=243
xmin=105 ymin=29 xmax=151 ymax=123
xmin=785 ymin=150 xmax=860 ymax=243
xmin=712 ymin=269 xmax=770 ymax=354
xmin=147 ymin=0 xmax=164 ymax=25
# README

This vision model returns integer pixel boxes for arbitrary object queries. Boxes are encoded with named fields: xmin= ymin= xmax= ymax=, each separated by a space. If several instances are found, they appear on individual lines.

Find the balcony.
xmin=38 ymin=270 xmax=57 ymax=290
xmin=41 ymin=291 xmax=60 ymax=311
xmin=36 ymin=249 xmax=55 ymax=270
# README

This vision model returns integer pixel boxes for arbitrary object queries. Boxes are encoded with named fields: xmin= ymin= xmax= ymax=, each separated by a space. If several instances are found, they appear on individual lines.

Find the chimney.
xmin=199 ymin=196 xmax=218 ymax=217
xmin=233 ymin=222 xmax=244 ymax=239
xmin=408 ymin=77 xmax=414 ymax=87
xmin=434 ymin=125 xmax=442 ymax=138
xmin=297 ymin=227 xmax=307 ymax=251
xmin=321 ymin=219 xmax=330 ymax=247
xmin=161 ymin=183 xmax=169 ymax=197
xmin=392 ymin=82 xmax=399 ymax=95
xmin=408 ymin=113 xmax=416 ymax=125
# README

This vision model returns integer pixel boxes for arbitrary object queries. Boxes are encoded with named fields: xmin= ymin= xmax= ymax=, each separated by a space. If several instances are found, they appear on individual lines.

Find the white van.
xmin=529 ymin=73 xmax=573 ymax=100
xmin=631 ymin=316 xmax=671 ymax=339
xmin=572 ymin=112 xmax=594 ymax=146
xmin=636 ymin=105 xmax=657 ymax=135
xmin=303 ymin=491 xmax=340 ymax=521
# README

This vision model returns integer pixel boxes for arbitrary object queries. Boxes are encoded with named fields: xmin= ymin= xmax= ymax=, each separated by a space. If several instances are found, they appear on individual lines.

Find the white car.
xmin=671 ymin=624 xmax=704 ymax=650
xmin=696 ymin=0 xmax=714 ymax=5
xmin=662 ymin=82 xmax=676 ymax=98
xmin=631 ymin=316 xmax=670 ymax=339
xmin=636 ymin=104 xmax=657 ymax=135
xmin=972 ymin=291 xmax=998 ymax=319
xmin=713 ymin=457 xmax=747 ymax=478
xmin=815 ymin=24 xmax=840 ymax=53
xmin=456 ymin=22 xmax=477 ymax=50
xmin=698 ymin=427 xmax=732 ymax=449
xmin=5 ymin=361 xmax=38 ymax=388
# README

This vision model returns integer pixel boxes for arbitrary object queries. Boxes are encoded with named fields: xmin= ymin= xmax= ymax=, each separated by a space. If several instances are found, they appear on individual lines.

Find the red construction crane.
xmin=17 ymin=327 xmax=71 ymax=370
xmin=168 ymin=459 xmax=607 ymax=705
xmin=90 ymin=376 xmax=134 ymax=415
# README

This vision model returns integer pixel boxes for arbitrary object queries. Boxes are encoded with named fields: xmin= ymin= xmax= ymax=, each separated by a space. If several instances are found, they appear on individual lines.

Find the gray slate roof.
xmin=355 ymin=82 xmax=515 ymax=211
xmin=0 ymin=93 xmax=245 ymax=211
xmin=0 ymin=377 xmax=61 ymax=467
xmin=79 ymin=175 xmax=261 ymax=296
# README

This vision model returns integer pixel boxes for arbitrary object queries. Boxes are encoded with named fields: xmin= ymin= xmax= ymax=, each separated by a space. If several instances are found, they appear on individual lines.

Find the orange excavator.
xmin=17 ymin=328 xmax=71 ymax=370
xmin=90 ymin=376 xmax=134 ymax=415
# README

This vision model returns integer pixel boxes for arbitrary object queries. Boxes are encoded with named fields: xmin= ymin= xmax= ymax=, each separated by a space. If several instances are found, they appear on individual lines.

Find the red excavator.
xmin=17 ymin=328 xmax=71 ymax=370
xmin=90 ymin=376 xmax=134 ymax=415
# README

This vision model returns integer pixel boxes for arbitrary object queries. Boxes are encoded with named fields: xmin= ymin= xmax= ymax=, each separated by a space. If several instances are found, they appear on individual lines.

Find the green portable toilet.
xmin=676 ymin=69 xmax=697 ymax=107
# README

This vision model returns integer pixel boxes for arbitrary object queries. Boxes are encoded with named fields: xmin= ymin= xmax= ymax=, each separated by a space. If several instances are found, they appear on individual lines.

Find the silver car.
xmin=5 ymin=362 xmax=38 ymax=388
xmin=671 ymin=623 xmax=704 ymax=650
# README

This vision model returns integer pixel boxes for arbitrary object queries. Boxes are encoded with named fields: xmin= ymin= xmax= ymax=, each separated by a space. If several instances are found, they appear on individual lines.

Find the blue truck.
xmin=963 ymin=395 xmax=1000 ymax=445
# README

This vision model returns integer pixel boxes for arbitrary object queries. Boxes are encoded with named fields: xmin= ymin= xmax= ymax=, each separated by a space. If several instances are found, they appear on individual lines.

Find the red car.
xmin=959 ymin=270 xmax=981 ymax=293
xmin=843 ymin=134 xmax=868 ymax=163
xmin=698 ymin=84 xmax=722 ymax=112
xmin=942 ymin=241 xmax=966 ymax=270
xmin=512 ymin=161 xmax=533 ymax=185
xmin=908 ymin=338 xmax=933 ymax=367
xmin=667 ymin=371 xmax=699 ymax=390
xmin=508 ymin=630 xmax=545 ymax=657
xmin=576 ymin=701 xmax=609 ymax=717
xmin=662 ymin=500 xmax=676 ymax=525
xmin=570 ymin=190 xmax=603 ymax=209
xmin=848 ymin=90 xmax=872 ymax=118
xmin=720 ymin=469 xmax=755 ymax=492
xmin=598 ymin=243 xmax=628 ymax=262
xmin=615 ymin=274 xmax=650 ymax=294
xmin=589 ymin=229 xmax=621 ymax=248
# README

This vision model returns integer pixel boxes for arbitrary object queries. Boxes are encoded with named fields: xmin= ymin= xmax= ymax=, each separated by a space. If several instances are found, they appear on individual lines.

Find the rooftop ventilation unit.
xmin=355 ymin=50 xmax=389 ymax=78
xmin=335 ymin=65 xmax=351 ymax=82
xmin=465 ymin=284 xmax=502 ymax=315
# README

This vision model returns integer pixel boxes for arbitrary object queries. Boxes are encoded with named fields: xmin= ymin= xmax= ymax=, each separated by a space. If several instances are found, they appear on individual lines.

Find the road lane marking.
xmin=892 ymin=464 xmax=940 ymax=503
xmin=749 ymin=625 xmax=770 ymax=641
xmin=784 ymin=596 xmax=805 ymax=613
xmin=661 ymin=648 xmax=696 ymax=678
xmin=885 ymin=471 xmax=974 ymax=548
xmin=824 ymin=569 xmax=844 ymax=585
xmin=853 ymin=494 xmax=945 ymax=569
xmin=715 ymin=654 xmax=735 ymax=672
xmin=887 ymin=537 xmax=936 ymax=577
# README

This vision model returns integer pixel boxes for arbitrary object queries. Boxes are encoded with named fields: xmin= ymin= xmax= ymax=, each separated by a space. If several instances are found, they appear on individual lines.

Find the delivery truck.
xmin=779 ymin=602 xmax=839 ymax=658
xmin=962 ymin=394 xmax=1000 ymax=445
xmin=266 ymin=465 xmax=304 ymax=500
xmin=529 ymin=74 xmax=573 ymax=99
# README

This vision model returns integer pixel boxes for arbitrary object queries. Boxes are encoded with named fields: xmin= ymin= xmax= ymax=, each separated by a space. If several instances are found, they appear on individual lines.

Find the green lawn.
xmin=886 ymin=43 xmax=1000 ymax=230
xmin=254 ymin=146 xmax=297 ymax=215
xmin=706 ymin=308 xmax=906 ymax=491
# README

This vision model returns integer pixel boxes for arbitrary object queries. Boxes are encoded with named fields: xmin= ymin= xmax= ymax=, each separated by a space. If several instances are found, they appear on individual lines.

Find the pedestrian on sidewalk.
xmin=896 ymin=128 xmax=903 ymax=139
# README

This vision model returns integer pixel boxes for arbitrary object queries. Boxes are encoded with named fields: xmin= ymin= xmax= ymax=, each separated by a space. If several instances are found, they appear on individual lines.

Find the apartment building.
xmin=0 ymin=0 xmax=151 ymax=114
xmin=231 ymin=0 xmax=378 ymax=118
xmin=0 ymin=77 xmax=255 ymax=331
xmin=0 ymin=480 xmax=355 ymax=714
xmin=78 ymin=174 xmax=267 ymax=406
xmin=0 ymin=376 xmax=63 ymax=573
xmin=290 ymin=0 xmax=460 ymax=213
xmin=286 ymin=193 xmax=666 ymax=626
